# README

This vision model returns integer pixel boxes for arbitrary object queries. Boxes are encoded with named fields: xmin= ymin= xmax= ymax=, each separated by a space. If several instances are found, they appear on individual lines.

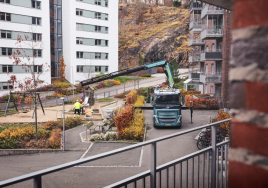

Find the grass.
xmin=0 ymin=110 xmax=17 ymax=116
xmin=0 ymin=123 xmax=36 ymax=132
xmin=114 ymin=77 xmax=134 ymax=83
xmin=97 ymin=98 xmax=115 ymax=102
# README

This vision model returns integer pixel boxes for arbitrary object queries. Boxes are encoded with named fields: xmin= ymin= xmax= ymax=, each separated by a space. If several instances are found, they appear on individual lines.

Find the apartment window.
xmin=76 ymin=38 xmax=83 ymax=44
xmin=105 ymin=66 xmax=108 ymax=72
xmin=76 ymin=9 xmax=83 ymax=16
xmin=33 ymin=33 xmax=42 ymax=41
xmin=105 ymin=0 xmax=108 ymax=7
xmin=33 ymin=49 xmax=42 ymax=57
xmin=212 ymin=43 xmax=215 ymax=52
xmin=95 ymin=53 xmax=101 ymax=59
xmin=0 ymin=12 xmax=11 ymax=21
xmin=34 ymin=65 xmax=42 ymax=73
xmin=95 ymin=66 xmax=101 ymax=72
xmin=77 ymin=66 xmax=83 ymax=73
xmin=210 ymin=86 xmax=213 ymax=94
xmin=211 ymin=64 xmax=215 ymax=74
xmin=77 ymin=52 xmax=83 ymax=59
xmin=105 ymin=40 xmax=108 ymax=46
xmin=32 ymin=17 xmax=41 ymax=25
xmin=1 ymin=30 xmax=11 ymax=39
xmin=105 ymin=14 xmax=108 ymax=20
xmin=95 ymin=26 xmax=101 ymax=32
xmin=206 ymin=45 xmax=208 ymax=52
xmin=32 ymin=0 xmax=41 ymax=9
xmin=2 ymin=65 xmax=13 ymax=73
xmin=95 ymin=39 xmax=101 ymax=46
xmin=205 ymin=84 xmax=207 ymax=94
xmin=2 ymin=83 xmax=13 ymax=90
xmin=1 ymin=48 xmax=12 ymax=56
xmin=0 ymin=0 xmax=10 ymax=4
xmin=105 ymin=27 xmax=108 ymax=33
xmin=76 ymin=23 xmax=84 ymax=30
xmin=95 ymin=0 xmax=101 ymax=5
xmin=205 ymin=64 xmax=208 ymax=74
xmin=95 ymin=12 xmax=101 ymax=19
xmin=105 ymin=53 xmax=108 ymax=59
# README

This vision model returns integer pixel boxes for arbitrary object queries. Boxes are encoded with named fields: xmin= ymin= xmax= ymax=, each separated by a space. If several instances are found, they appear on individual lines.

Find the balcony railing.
xmin=0 ymin=119 xmax=231 ymax=188
xmin=201 ymin=26 xmax=223 ymax=39
xmin=200 ymin=72 xmax=222 ymax=83
xmin=201 ymin=5 xmax=224 ymax=18
xmin=201 ymin=50 xmax=222 ymax=61
xmin=188 ymin=72 xmax=201 ymax=80
xmin=189 ymin=21 xmax=202 ymax=30
xmin=190 ymin=2 xmax=203 ymax=12
xmin=189 ymin=55 xmax=201 ymax=63
xmin=189 ymin=38 xmax=205 ymax=46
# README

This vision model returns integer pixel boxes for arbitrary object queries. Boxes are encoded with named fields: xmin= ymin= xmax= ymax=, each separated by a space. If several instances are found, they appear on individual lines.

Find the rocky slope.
xmin=119 ymin=3 xmax=191 ymax=68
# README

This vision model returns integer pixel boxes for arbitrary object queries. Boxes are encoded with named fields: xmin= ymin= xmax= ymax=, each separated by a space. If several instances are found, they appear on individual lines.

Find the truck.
xmin=80 ymin=60 xmax=183 ymax=128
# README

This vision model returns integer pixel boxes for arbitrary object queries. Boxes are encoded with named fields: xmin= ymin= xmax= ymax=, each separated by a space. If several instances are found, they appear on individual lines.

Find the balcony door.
xmin=216 ymin=61 xmax=222 ymax=75
xmin=211 ymin=64 xmax=215 ymax=74
xmin=210 ymin=86 xmax=214 ymax=95
xmin=206 ymin=64 xmax=208 ymax=74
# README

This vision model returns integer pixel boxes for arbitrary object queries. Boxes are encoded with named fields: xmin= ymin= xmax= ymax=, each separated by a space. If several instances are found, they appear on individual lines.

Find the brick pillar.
xmin=228 ymin=0 xmax=268 ymax=187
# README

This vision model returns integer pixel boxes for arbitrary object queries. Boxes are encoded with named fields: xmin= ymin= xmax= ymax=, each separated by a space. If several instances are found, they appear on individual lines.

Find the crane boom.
xmin=80 ymin=60 xmax=175 ymax=87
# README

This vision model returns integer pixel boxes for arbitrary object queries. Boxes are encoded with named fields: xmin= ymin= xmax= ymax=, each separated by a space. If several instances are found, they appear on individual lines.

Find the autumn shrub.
xmin=48 ymin=129 xmax=61 ymax=149
xmin=126 ymin=90 xmax=138 ymax=105
xmin=0 ymin=139 xmax=20 ymax=149
xmin=134 ymin=95 xmax=145 ymax=107
xmin=120 ymin=109 xmax=145 ymax=142
xmin=114 ymin=91 xmax=130 ymax=98
xmin=217 ymin=110 xmax=231 ymax=134
xmin=96 ymin=81 xmax=106 ymax=89
xmin=41 ymin=118 xmax=82 ymax=131
xmin=113 ymin=80 xmax=121 ymax=85
xmin=157 ymin=67 xmax=164 ymax=73
xmin=104 ymin=80 xmax=115 ymax=87
xmin=54 ymin=91 xmax=65 ymax=98
xmin=185 ymin=95 xmax=219 ymax=109
xmin=41 ymin=121 xmax=61 ymax=131
xmin=115 ymin=105 xmax=134 ymax=135
xmin=53 ymin=80 xmax=71 ymax=89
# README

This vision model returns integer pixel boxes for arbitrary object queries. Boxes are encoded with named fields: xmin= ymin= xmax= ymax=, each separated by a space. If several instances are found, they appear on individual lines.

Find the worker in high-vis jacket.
xmin=73 ymin=100 xmax=81 ymax=118
xmin=80 ymin=100 xmax=84 ymax=115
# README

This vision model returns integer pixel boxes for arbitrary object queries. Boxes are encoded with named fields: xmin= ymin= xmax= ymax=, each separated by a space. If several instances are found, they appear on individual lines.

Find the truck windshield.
xmin=155 ymin=94 xmax=181 ymax=105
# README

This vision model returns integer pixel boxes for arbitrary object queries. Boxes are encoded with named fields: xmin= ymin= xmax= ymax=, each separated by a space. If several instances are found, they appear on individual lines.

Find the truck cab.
xmin=151 ymin=87 xmax=182 ymax=127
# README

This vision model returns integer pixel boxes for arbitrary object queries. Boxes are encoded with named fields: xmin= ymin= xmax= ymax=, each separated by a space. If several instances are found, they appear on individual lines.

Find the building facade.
xmin=0 ymin=0 xmax=118 ymax=96
xmin=187 ymin=1 xmax=231 ymax=107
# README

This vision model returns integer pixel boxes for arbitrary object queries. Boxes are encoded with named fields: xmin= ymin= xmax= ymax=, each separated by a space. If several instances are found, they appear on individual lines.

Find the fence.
xmin=0 ymin=119 xmax=231 ymax=188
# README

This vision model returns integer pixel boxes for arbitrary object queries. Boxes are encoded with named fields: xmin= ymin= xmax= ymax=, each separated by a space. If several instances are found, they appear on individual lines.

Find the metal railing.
xmin=0 ymin=119 xmax=231 ymax=188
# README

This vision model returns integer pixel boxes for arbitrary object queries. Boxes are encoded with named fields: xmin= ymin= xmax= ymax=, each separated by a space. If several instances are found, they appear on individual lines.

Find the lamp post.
xmin=60 ymin=97 xmax=65 ymax=151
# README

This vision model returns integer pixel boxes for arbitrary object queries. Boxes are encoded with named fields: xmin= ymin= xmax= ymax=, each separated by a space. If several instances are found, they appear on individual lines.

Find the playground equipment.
xmin=4 ymin=92 xmax=45 ymax=117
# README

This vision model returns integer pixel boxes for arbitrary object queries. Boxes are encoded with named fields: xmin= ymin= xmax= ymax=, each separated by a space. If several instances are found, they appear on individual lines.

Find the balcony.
xmin=188 ymin=72 xmax=201 ymax=81
xmin=190 ymin=2 xmax=203 ymax=13
xmin=201 ymin=5 xmax=224 ymax=18
xmin=201 ymin=26 xmax=223 ymax=40
xmin=189 ymin=21 xmax=202 ymax=31
xmin=201 ymin=50 xmax=222 ymax=61
xmin=200 ymin=72 xmax=222 ymax=83
xmin=189 ymin=38 xmax=205 ymax=46
xmin=189 ymin=54 xmax=202 ymax=63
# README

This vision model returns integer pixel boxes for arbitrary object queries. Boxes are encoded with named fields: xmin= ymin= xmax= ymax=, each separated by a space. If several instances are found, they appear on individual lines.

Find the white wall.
xmin=0 ymin=0 xmax=51 ymax=96
xmin=63 ymin=0 xmax=118 ymax=84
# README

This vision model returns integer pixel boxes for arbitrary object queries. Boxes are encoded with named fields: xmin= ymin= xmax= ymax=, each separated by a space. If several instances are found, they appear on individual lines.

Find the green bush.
xmin=141 ymin=73 xmax=151 ymax=77
xmin=137 ymin=87 xmax=154 ymax=97
xmin=173 ymin=1 xmax=181 ymax=7
xmin=0 ymin=139 xmax=20 ymax=149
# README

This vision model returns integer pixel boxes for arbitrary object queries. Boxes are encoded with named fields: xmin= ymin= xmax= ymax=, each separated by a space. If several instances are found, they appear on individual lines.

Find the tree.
xmin=169 ymin=59 xmax=180 ymax=83
xmin=138 ymin=51 xmax=144 ymax=66
xmin=59 ymin=55 xmax=66 ymax=81
xmin=8 ymin=31 xmax=50 ymax=140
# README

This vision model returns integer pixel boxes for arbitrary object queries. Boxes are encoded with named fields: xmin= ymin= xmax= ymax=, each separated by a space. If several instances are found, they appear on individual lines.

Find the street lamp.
xmin=60 ymin=97 xmax=65 ymax=151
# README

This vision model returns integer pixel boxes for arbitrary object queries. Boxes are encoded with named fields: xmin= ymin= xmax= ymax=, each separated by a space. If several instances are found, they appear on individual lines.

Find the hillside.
xmin=119 ymin=3 xmax=191 ymax=68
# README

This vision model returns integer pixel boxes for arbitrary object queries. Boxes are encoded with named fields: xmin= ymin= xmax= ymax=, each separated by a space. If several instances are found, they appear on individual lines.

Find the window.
xmin=95 ymin=0 xmax=101 ymax=5
xmin=212 ymin=43 xmax=215 ymax=52
xmin=1 ymin=30 xmax=6 ymax=38
xmin=95 ymin=66 xmax=101 ymax=72
xmin=2 ymin=83 xmax=12 ymax=90
xmin=76 ymin=23 xmax=84 ymax=30
xmin=206 ymin=45 xmax=208 ymax=52
xmin=105 ymin=0 xmax=108 ymax=7
xmin=2 ymin=65 xmax=13 ymax=73
xmin=33 ymin=49 xmax=42 ymax=57
xmin=1 ymin=48 xmax=12 ymax=56
xmin=95 ymin=26 xmax=101 ymax=32
xmin=211 ymin=64 xmax=214 ymax=74
xmin=205 ymin=64 xmax=208 ymax=74
xmin=210 ymin=86 xmax=213 ymax=94
xmin=95 ymin=39 xmax=101 ymax=46
xmin=95 ymin=12 xmax=101 ymax=19
xmin=205 ymin=84 xmax=207 ymax=94
xmin=0 ymin=12 xmax=11 ymax=21
xmin=77 ymin=52 xmax=83 ymax=58
xmin=95 ymin=53 xmax=101 ymax=59
xmin=33 ymin=33 xmax=42 ymax=41
xmin=0 ymin=30 xmax=10 ymax=38
xmin=76 ymin=38 xmax=83 ymax=44
xmin=77 ymin=66 xmax=83 ymax=72
xmin=76 ymin=9 xmax=83 ymax=16
xmin=105 ymin=66 xmax=108 ymax=72
xmin=105 ymin=40 xmax=108 ymax=46
xmin=105 ymin=14 xmax=108 ymax=20
xmin=1 ymin=48 xmax=6 ymax=55
xmin=0 ymin=0 xmax=11 ymax=4
xmin=34 ymin=65 xmax=42 ymax=73
xmin=105 ymin=27 xmax=108 ymax=33
xmin=105 ymin=53 xmax=108 ymax=59
xmin=8 ymin=48 xmax=12 ymax=56
xmin=32 ymin=17 xmax=41 ymax=25
xmin=6 ymin=31 xmax=11 ymax=38
xmin=32 ymin=0 xmax=41 ymax=9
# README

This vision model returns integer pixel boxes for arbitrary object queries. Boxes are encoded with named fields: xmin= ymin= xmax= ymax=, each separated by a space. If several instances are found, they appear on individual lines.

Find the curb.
xmin=94 ymin=141 xmax=140 ymax=144
xmin=0 ymin=149 xmax=63 ymax=156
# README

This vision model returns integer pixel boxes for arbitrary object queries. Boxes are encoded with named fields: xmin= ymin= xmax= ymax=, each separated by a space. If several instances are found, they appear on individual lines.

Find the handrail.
xmin=0 ymin=119 xmax=232 ymax=187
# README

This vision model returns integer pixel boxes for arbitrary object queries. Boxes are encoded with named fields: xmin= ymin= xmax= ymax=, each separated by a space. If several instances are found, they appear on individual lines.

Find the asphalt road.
xmin=0 ymin=109 xmax=217 ymax=188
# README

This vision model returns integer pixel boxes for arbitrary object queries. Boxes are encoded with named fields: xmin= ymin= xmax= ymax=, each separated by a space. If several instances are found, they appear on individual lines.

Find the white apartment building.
xmin=0 ymin=0 xmax=118 ymax=96
xmin=62 ymin=0 xmax=118 ymax=84
xmin=0 ymin=0 xmax=51 ymax=96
